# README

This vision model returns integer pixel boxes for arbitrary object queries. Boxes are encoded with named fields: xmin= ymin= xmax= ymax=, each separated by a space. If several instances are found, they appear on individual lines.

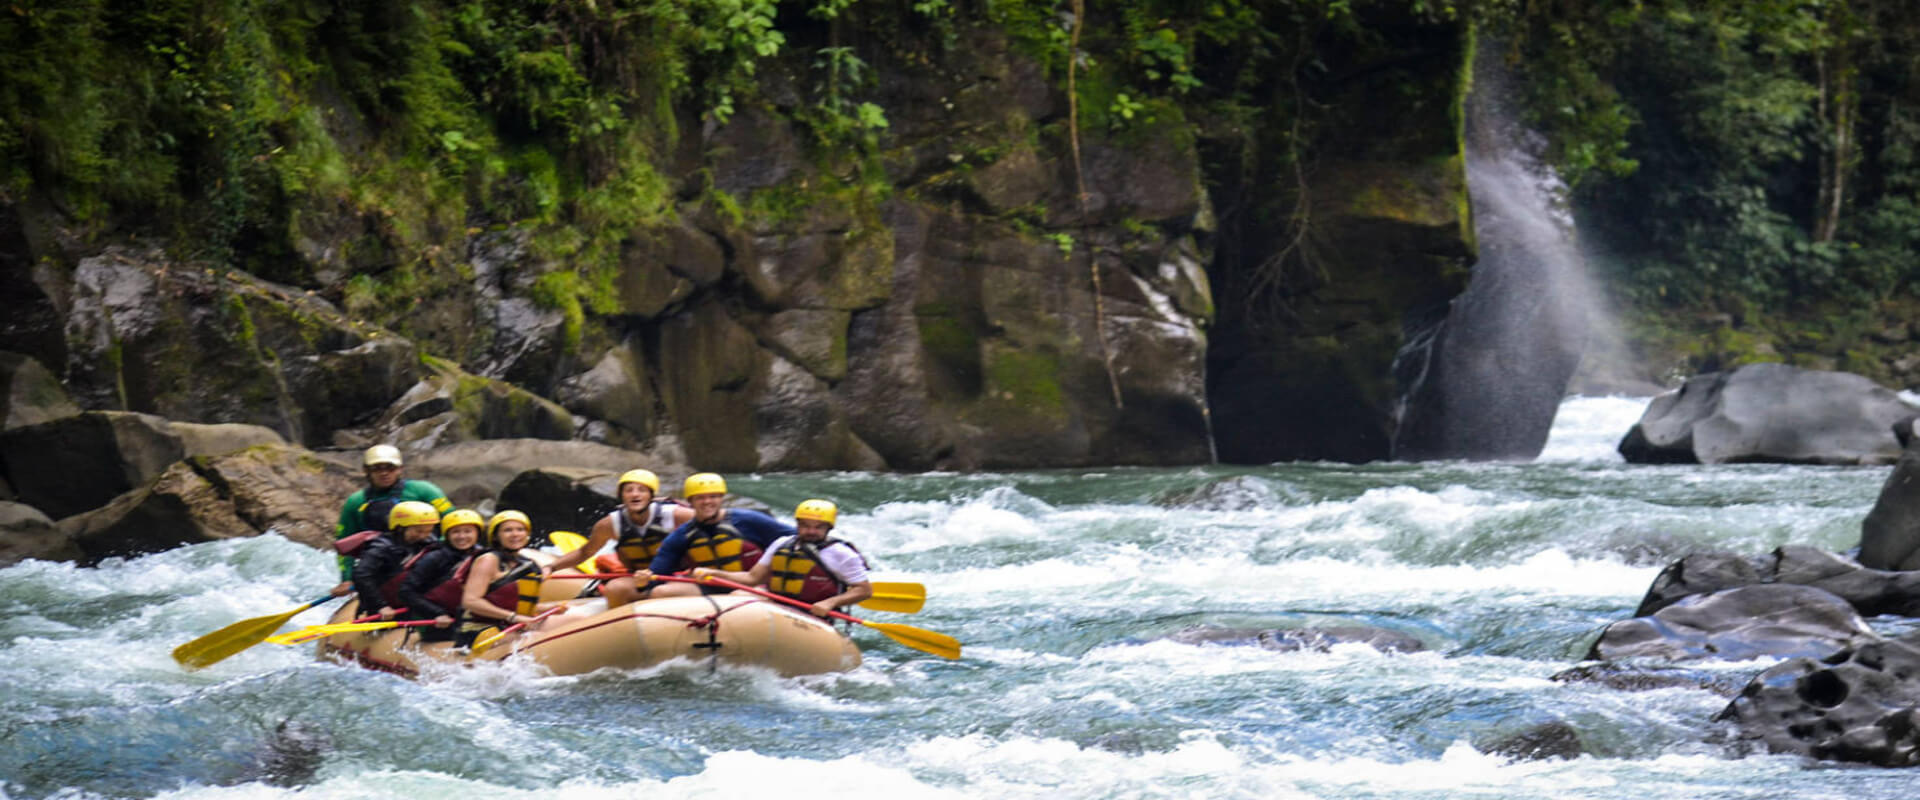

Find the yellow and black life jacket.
xmin=460 ymin=551 xmax=542 ymax=625
xmin=678 ymin=521 xmax=763 ymax=572
xmin=767 ymin=537 xmax=863 ymax=604
xmin=609 ymin=503 xmax=676 ymax=570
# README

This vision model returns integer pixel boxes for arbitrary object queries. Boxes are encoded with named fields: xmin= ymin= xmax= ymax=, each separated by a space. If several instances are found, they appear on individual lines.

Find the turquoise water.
xmin=2 ymin=397 xmax=1915 ymax=798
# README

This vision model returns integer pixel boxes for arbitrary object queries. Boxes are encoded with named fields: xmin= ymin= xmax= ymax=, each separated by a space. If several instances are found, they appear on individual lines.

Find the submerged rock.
xmin=1549 ymin=663 xmax=1750 ymax=697
xmin=1718 ymin=638 xmax=1920 ymax=767
xmin=1635 ymin=546 xmax=1920 ymax=619
xmin=1477 ymin=720 xmax=1584 ymax=761
xmin=1168 ymin=624 xmax=1426 ymax=654
xmin=1860 ymin=419 xmax=1920 ymax=570
xmin=1618 ymin=363 xmax=1917 ymax=465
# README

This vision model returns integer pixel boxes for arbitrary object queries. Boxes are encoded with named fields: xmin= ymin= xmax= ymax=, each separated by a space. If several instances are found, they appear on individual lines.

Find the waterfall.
xmin=1391 ymin=43 xmax=1599 ymax=461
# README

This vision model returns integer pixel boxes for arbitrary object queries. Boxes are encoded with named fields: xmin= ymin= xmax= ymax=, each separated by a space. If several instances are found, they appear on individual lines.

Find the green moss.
xmin=984 ymin=349 xmax=1067 ymax=420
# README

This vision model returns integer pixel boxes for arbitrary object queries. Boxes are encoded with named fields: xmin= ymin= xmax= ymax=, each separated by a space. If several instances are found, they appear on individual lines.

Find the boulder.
xmin=0 ymin=411 xmax=285 ymax=521
xmin=373 ymin=439 xmax=686 ymax=515
xmin=1618 ymin=364 xmax=1918 ymax=465
xmin=0 ymin=501 xmax=80 ymax=566
xmin=1588 ymin=584 xmax=1878 ymax=663
xmin=1635 ymin=546 xmax=1920 ymax=618
xmin=1717 ymin=638 xmax=1920 ymax=766
xmin=496 ymin=467 xmax=622 ymax=539
xmin=56 ymin=444 xmax=358 ymax=563
xmin=354 ymin=359 xmax=574 ymax=451
xmin=0 ymin=352 xmax=80 ymax=430
xmin=1860 ymin=422 xmax=1920 ymax=569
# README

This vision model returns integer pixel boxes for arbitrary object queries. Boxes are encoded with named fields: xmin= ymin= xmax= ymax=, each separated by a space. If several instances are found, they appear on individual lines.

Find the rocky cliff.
xmin=0 ymin=2 xmax=1475 ymax=472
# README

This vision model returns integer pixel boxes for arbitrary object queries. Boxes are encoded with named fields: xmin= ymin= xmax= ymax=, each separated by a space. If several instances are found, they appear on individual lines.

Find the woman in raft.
xmin=396 ymin=509 xmax=488 ymax=643
xmin=455 ymin=510 xmax=564 ymax=647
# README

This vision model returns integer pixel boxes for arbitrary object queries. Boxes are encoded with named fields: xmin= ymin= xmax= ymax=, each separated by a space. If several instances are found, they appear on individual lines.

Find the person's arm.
xmin=694 ymin=535 xmax=783 ymax=586
xmin=731 ymin=510 xmax=794 ymax=549
xmin=810 ymin=544 xmax=872 ymax=616
xmin=648 ymin=528 xmax=691 ymax=575
xmin=350 ymin=540 xmax=400 ymax=619
xmin=461 ymin=553 xmax=522 ymax=623
xmin=333 ymin=493 xmax=364 ymax=586
xmin=544 ymin=517 xmax=614 ymax=573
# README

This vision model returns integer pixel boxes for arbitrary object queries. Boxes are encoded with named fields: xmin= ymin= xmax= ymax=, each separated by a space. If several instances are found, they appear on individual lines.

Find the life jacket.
xmin=356 ymin=481 xmax=411 ymax=535
xmin=376 ymin=546 xmax=431 ymax=610
xmin=767 ymin=537 xmax=865 ymax=604
xmin=609 ymin=502 xmax=676 ymax=570
xmin=460 ymin=551 xmax=542 ymax=625
xmin=419 ymin=553 xmax=480 ymax=615
xmin=678 ymin=519 xmax=763 ymax=572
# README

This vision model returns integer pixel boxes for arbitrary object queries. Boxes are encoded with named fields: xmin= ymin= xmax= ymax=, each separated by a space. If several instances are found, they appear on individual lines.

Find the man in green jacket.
xmin=329 ymin=444 xmax=452 ymax=596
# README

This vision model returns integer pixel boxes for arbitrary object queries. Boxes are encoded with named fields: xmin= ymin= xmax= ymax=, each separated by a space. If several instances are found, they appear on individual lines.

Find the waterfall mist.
xmin=1391 ymin=44 xmax=1612 ymax=461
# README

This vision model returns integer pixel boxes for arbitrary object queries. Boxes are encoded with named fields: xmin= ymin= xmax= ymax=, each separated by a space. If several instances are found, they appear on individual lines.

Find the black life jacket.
xmin=356 ymin=480 xmax=411 ymax=534
xmin=768 ymin=537 xmax=866 ymax=604
xmin=377 ymin=546 xmax=431 ymax=610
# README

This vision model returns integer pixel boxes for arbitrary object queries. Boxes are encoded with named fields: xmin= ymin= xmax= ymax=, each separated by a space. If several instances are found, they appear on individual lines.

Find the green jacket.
xmin=335 ymin=479 xmax=452 ymax=579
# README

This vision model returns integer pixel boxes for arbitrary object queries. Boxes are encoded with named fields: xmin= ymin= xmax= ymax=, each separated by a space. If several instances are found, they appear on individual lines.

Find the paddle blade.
xmin=863 ymin=621 xmax=961 ymax=660
xmin=172 ymin=596 xmax=330 ymax=670
xmin=470 ymin=627 xmax=507 ymax=655
xmin=548 ymin=531 xmax=597 ymax=574
xmin=266 ymin=621 xmax=400 ymax=645
xmin=858 ymin=582 xmax=926 ymax=614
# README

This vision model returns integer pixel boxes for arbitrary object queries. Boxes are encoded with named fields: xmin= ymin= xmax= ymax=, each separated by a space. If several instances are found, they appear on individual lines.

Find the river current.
xmin=3 ymin=396 xmax=1914 ymax=799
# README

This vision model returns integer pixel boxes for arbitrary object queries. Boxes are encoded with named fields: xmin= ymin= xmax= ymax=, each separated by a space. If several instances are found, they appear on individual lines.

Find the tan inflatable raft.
xmin=317 ymin=592 xmax=862 ymax=678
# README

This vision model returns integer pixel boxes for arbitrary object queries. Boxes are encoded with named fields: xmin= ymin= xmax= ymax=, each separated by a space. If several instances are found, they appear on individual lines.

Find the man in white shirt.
xmin=692 ymin=498 xmax=872 ymax=618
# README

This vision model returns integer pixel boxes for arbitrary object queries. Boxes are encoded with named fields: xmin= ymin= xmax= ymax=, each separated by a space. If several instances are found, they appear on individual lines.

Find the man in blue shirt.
xmin=646 ymin=472 xmax=791 ymax=599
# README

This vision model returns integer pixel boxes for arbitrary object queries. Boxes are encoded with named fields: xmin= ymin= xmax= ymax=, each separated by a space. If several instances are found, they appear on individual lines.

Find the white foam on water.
xmin=1537 ymin=395 xmax=1652 ymax=463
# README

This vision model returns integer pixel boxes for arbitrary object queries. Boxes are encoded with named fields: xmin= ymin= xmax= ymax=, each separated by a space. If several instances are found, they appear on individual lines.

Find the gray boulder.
xmin=1635 ymin=546 xmax=1920 ymax=618
xmin=1717 ymin=638 xmax=1920 ymax=766
xmin=0 ymin=501 xmax=79 ymax=566
xmin=0 ymin=352 xmax=80 ymax=430
xmin=1589 ymin=584 xmax=1878 ymax=663
xmin=1618 ymin=363 xmax=1917 ymax=465
xmin=0 ymin=411 xmax=283 ymax=520
xmin=496 ymin=467 xmax=624 ymax=540
xmin=1860 ymin=419 xmax=1920 ymax=570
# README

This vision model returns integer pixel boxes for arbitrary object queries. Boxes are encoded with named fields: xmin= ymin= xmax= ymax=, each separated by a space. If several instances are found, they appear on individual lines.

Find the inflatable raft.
xmin=316 ymin=592 xmax=863 ymax=678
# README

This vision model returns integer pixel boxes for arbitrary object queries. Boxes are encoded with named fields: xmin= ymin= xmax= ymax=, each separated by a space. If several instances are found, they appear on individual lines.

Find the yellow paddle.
xmin=659 ymin=574 xmax=960 ymax=660
xmin=266 ymin=619 xmax=438 ymax=645
xmin=172 ymin=594 xmax=339 ymax=670
xmin=859 ymin=582 xmax=926 ymax=614
xmin=547 ymin=531 xmax=596 ymax=573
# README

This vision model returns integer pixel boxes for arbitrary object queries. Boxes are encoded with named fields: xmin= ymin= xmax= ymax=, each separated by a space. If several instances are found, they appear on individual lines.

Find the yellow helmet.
xmin=794 ymin=499 xmax=837 ymax=526
xmin=488 ymin=509 xmax=532 ymax=540
xmin=363 ymin=444 xmax=403 ymax=467
xmin=388 ymin=500 xmax=440 ymax=530
xmin=440 ymin=509 xmax=485 ymax=536
xmin=683 ymin=472 xmax=727 ymax=497
xmin=618 ymin=469 xmax=660 ymax=493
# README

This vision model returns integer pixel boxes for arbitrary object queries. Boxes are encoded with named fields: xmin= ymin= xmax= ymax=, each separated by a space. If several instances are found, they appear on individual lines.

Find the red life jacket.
xmin=767 ymin=537 xmax=864 ymax=604
xmin=420 ymin=554 xmax=479 ymax=615
xmin=377 ymin=548 xmax=431 ymax=609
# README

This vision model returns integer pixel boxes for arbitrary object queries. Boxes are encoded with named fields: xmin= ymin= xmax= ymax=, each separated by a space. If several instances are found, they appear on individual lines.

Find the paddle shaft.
xmin=650 ymin=575 xmax=960 ymax=660
xmin=471 ymin=604 xmax=568 ymax=654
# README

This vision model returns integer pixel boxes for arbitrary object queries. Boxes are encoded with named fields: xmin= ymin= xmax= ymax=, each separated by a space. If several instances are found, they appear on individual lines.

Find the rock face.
xmin=0 ymin=411 xmax=284 ymax=521
xmin=0 ymin=501 xmax=78 ymax=566
xmin=1860 ymin=419 xmax=1920 ymax=569
xmin=496 ymin=467 xmax=622 ymax=539
xmin=1618 ymin=364 xmax=1917 ymax=465
xmin=1587 ymin=584 xmax=1878 ymax=662
xmin=0 ymin=352 xmax=80 ymax=431
xmin=1718 ymin=638 xmax=1920 ymax=767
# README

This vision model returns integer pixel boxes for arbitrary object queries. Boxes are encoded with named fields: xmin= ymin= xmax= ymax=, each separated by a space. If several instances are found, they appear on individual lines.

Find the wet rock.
xmin=1167 ymin=624 xmax=1426 ymax=654
xmin=356 ymin=361 xmax=573 ymax=451
xmin=497 ymin=466 xmax=623 ymax=539
xmin=0 ymin=501 xmax=79 ymax=566
xmin=1550 ymin=662 xmax=1750 ymax=697
xmin=56 ymin=444 xmax=358 ymax=562
xmin=0 ymin=411 xmax=286 ymax=521
xmin=1635 ymin=546 xmax=1920 ymax=619
xmin=1718 ymin=638 xmax=1920 ymax=766
xmin=389 ymin=439 xmax=686 ymax=517
xmin=257 ymin=719 xmax=329 ymax=788
xmin=1861 ymin=425 xmax=1920 ymax=570
xmin=1590 ymin=585 xmax=1878 ymax=663
xmin=1618 ymin=364 xmax=1917 ymax=465
xmin=555 ymin=346 xmax=654 ymax=446
xmin=1477 ymin=720 xmax=1584 ymax=761
xmin=1153 ymin=476 xmax=1298 ymax=511
xmin=0 ymin=352 xmax=80 ymax=430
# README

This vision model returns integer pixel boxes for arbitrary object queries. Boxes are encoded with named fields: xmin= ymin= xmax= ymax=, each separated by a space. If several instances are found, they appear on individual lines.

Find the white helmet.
xmin=363 ymin=444 xmax=403 ymax=467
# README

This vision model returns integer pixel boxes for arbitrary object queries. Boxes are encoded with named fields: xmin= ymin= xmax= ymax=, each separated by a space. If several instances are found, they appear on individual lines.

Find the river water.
xmin=3 ymin=396 xmax=1915 ymax=799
